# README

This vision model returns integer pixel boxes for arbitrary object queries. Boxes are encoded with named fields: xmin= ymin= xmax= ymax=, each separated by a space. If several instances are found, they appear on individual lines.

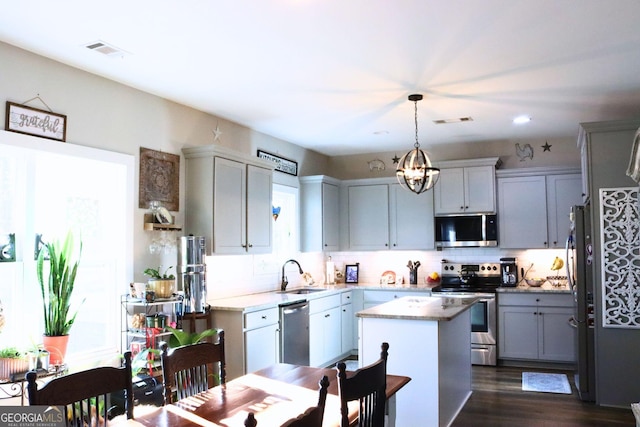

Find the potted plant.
xmin=143 ymin=266 xmax=176 ymax=299
xmin=0 ymin=347 xmax=28 ymax=381
xmin=36 ymin=229 xmax=83 ymax=365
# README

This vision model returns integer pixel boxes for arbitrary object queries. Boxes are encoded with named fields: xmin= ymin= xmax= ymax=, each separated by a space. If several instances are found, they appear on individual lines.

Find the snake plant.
xmin=36 ymin=229 xmax=84 ymax=336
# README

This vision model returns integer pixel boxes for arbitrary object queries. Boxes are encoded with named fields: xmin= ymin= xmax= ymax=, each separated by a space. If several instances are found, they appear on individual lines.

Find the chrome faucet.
xmin=281 ymin=259 xmax=303 ymax=291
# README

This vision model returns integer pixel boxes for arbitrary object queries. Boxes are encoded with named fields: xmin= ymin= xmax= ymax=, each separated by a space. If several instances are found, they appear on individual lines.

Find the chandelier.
xmin=396 ymin=94 xmax=440 ymax=194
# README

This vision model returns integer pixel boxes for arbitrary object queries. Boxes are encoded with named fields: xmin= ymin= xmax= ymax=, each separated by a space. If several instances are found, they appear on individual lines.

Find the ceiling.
xmin=2 ymin=1 xmax=640 ymax=156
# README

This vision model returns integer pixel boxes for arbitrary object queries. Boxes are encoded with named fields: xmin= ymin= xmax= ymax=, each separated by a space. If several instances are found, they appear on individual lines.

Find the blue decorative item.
xmin=272 ymin=206 xmax=281 ymax=221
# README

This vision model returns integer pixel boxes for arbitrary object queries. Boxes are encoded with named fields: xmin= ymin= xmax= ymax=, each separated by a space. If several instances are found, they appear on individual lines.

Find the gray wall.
xmin=0 ymin=41 xmax=330 ymax=283
xmin=581 ymin=119 xmax=640 ymax=407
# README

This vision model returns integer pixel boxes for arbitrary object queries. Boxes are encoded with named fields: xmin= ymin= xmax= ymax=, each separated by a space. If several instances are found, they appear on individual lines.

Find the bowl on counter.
xmin=525 ymin=278 xmax=546 ymax=287
xmin=547 ymin=276 xmax=568 ymax=288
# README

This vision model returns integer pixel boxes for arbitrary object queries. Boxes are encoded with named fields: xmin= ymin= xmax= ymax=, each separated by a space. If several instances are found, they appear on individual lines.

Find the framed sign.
xmin=345 ymin=264 xmax=359 ymax=284
xmin=257 ymin=149 xmax=298 ymax=176
xmin=5 ymin=101 xmax=67 ymax=141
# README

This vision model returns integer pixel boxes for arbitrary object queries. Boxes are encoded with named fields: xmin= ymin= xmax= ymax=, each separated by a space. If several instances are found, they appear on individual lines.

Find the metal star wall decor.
xmin=213 ymin=123 xmax=223 ymax=142
xmin=392 ymin=154 xmax=400 ymax=164
xmin=542 ymin=141 xmax=552 ymax=152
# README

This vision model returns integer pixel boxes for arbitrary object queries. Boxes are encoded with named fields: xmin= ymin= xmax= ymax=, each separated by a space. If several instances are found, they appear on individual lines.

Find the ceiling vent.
xmin=433 ymin=117 xmax=474 ymax=124
xmin=84 ymin=40 xmax=129 ymax=58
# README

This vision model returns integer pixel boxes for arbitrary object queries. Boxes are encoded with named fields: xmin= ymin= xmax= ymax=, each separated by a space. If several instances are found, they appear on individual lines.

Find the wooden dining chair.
xmin=280 ymin=375 xmax=330 ymax=427
xmin=160 ymin=330 xmax=225 ymax=404
xmin=337 ymin=342 xmax=389 ymax=427
xmin=245 ymin=412 xmax=257 ymax=426
xmin=25 ymin=351 xmax=134 ymax=426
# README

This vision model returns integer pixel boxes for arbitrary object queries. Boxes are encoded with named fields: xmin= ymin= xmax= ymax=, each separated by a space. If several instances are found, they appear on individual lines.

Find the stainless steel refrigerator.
xmin=566 ymin=204 xmax=596 ymax=402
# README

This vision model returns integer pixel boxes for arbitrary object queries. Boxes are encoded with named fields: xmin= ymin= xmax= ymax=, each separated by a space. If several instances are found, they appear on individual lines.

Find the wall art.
xmin=139 ymin=147 xmax=180 ymax=211
xmin=5 ymin=101 xmax=67 ymax=141
xmin=599 ymin=187 xmax=640 ymax=328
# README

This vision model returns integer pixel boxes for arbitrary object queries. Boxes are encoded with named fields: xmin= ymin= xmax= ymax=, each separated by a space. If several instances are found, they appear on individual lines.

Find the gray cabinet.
xmin=497 ymin=169 xmax=581 ymax=249
xmin=433 ymin=159 xmax=500 ymax=214
xmin=340 ymin=291 xmax=354 ymax=354
xmin=345 ymin=179 xmax=435 ymax=251
xmin=183 ymin=145 xmax=274 ymax=254
xmin=212 ymin=306 xmax=279 ymax=380
xmin=498 ymin=292 xmax=575 ymax=362
xmin=309 ymin=294 xmax=342 ymax=367
xmin=300 ymin=176 xmax=340 ymax=252
xmin=498 ymin=175 xmax=548 ymax=249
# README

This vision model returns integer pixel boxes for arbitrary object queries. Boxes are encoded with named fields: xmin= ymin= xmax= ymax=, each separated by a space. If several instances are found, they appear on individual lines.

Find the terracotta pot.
xmin=43 ymin=335 xmax=69 ymax=366
xmin=0 ymin=357 xmax=29 ymax=381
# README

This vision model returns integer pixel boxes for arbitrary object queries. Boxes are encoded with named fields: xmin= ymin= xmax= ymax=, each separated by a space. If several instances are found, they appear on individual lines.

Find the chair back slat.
xmin=160 ymin=330 xmax=225 ymax=404
xmin=337 ymin=342 xmax=389 ymax=427
xmin=26 ymin=351 xmax=134 ymax=426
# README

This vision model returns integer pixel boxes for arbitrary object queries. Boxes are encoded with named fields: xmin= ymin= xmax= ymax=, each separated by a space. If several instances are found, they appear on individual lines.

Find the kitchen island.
xmin=357 ymin=295 xmax=478 ymax=427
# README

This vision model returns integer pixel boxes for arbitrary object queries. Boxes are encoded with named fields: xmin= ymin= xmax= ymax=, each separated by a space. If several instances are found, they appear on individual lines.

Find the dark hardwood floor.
xmin=452 ymin=366 xmax=636 ymax=426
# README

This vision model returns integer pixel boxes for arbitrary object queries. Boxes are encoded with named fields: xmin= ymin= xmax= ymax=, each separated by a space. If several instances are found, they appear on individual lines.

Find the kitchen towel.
xmin=522 ymin=372 xmax=572 ymax=394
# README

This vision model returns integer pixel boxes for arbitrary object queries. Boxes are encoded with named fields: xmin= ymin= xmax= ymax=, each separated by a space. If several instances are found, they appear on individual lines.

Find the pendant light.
xmin=396 ymin=94 xmax=440 ymax=194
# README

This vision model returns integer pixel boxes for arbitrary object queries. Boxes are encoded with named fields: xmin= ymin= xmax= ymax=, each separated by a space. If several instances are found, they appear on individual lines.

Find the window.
xmin=0 ymin=133 xmax=133 ymax=364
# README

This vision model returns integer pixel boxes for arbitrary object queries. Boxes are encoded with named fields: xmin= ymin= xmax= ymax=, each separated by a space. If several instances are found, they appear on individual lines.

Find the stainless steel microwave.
xmin=435 ymin=214 xmax=498 ymax=248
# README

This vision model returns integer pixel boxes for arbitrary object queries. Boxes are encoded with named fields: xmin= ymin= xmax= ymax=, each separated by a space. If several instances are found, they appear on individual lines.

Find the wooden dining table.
xmin=128 ymin=363 xmax=411 ymax=427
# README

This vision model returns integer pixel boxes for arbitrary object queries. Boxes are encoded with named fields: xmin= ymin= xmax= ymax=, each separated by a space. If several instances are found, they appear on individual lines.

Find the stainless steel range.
xmin=432 ymin=261 xmax=500 ymax=366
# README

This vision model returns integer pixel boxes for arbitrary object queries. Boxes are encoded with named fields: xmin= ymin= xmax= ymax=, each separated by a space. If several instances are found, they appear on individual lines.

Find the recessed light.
xmin=373 ymin=130 xmax=389 ymax=135
xmin=513 ymin=116 xmax=532 ymax=124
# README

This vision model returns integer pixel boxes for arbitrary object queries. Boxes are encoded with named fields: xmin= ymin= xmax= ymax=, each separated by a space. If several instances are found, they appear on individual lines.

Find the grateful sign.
xmin=5 ymin=101 xmax=67 ymax=141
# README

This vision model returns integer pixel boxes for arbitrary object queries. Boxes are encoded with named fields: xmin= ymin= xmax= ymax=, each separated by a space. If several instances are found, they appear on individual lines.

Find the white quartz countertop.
xmin=356 ymin=295 xmax=479 ymax=321
xmin=208 ymin=283 xmax=434 ymax=312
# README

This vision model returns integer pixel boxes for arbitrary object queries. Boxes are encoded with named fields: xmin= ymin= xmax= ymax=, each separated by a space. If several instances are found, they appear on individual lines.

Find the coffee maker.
xmin=500 ymin=257 xmax=518 ymax=287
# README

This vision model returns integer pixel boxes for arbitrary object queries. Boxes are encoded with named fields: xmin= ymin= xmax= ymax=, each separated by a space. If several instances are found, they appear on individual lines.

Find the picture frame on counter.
xmin=257 ymin=149 xmax=298 ymax=176
xmin=345 ymin=264 xmax=359 ymax=284
xmin=5 ymin=101 xmax=67 ymax=142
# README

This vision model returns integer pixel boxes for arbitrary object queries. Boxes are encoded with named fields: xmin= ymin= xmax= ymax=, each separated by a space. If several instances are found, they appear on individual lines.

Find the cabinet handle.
xmin=242 ymin=244 xmax=247 ymax=248
xmin=553 ymin=241 xmax=557 ymax=245
xmin=385 ymin=243 xmax=389 ymax=247
xmin=393 ymin=243 xmax=397 ymax=247
xmin=465 ymin=206 xmax=469 ymax=209
xmin=261 ymin=315 xmax=267 ymax=319
xmin=324 ymin=243 xmax=328 ymax=247
xmin=325 ymin=314 xmax=330 ymax=318
xmin=248 ymin=243 xmax=253 ymax=248
xmin=460 ymin=206 xmax=464 ymax=210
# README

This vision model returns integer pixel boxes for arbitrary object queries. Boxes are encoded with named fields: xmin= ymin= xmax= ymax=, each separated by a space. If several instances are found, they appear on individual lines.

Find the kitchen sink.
xmin=279 ymin=288 xmax=327 ymax=294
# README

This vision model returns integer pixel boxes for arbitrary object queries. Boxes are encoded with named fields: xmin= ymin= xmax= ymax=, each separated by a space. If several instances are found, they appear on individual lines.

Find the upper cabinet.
xmin=433 ymin=158 xmax=501 ymax=215
xmin=497 ymin=168 xmax=581 ymax=249
xmin=343 ymin=178 xmax=435 ymax=251
xmin=300 ymin=176 xmax=340 ymax=252
xmin=183 ymin=146 xmax=274 ymax=255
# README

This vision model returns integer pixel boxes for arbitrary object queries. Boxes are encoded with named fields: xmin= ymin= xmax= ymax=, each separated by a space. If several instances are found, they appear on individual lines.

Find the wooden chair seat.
xmin=280 ymin=375 xmax=330 ymax=427
xmin=26 ymin=351 xmax=134 ymax=426
xmin=337 ymin=343 xmax=389 ymax=427
xmin=160 ymin=330 xmax=225 ymax=404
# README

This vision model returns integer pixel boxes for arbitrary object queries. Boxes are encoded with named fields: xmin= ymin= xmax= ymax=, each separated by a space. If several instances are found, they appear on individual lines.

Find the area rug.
xmin=522 ymin=372 xmax=572 ymax=394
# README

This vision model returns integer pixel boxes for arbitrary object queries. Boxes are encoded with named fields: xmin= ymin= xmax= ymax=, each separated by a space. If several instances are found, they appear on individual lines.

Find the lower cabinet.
xmin=498 ymin=293 xmax=575 ymax=362
xmin=309 ymin=294 xmax=342 ymax=367
xmin=244 ymin=308 xmax=280 ymax=374
xmin=212 ymin=306 xmax=279 ymax=380
xmin=341 ymin=291 xmax=354 ymax=354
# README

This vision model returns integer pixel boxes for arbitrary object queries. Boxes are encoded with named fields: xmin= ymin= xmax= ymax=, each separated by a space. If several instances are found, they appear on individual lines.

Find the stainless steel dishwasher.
xmin=279 ymin=300 xmax=310 ymax=365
